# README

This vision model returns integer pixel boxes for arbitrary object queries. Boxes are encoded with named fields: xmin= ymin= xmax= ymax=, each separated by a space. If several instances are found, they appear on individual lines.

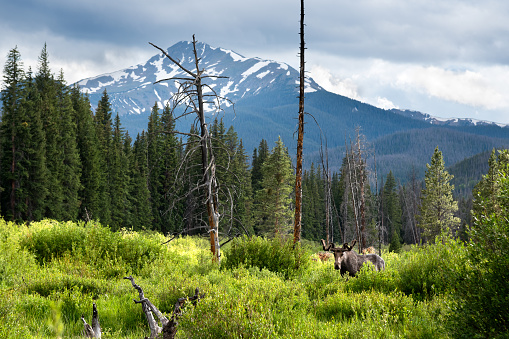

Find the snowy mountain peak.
xmin=78 ymin=41 xmax=322 ymax=116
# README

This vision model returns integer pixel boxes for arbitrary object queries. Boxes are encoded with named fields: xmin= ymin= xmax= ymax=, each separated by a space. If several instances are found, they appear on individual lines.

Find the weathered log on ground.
xmin=81 ymin=303 xmax=101 ymax=338
xmin=124 ymin=276 xmax=204 ymax=339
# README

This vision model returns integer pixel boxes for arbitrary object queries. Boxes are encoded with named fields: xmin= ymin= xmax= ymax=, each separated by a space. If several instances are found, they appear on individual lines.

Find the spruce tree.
xmin=0 ymin=46 xmax=26 ymax=220
xmin=251 ymin=139 xmax=268 ymax=197
xmin=472 ymin=149 xmax=501 ymax=218
xmin=147 ymin=103 xmax=164 ymax=231
xmin=93 ymin=89 xmax=113 ymax=225
xmin=382 ymin=171 xmax=402 ymax=248
xmin=55 ymin=71 xmax=81 ymax=221
xmin=160 ymin=103 xmax=182 ymax=233
xmin=418 ymin=146 xmax=460 ymax=242
xmin=70 ymin=85 xmax=102 ymax=221
xmin=20 ymin=69 xmax=48 ymax=221
xmin=253 ymin=136 xmax=295 ymax=236
xmin=130 ymin=132 xmax=153 ymax=230
xmin=35 ymin=44 xmax=64 ymax=219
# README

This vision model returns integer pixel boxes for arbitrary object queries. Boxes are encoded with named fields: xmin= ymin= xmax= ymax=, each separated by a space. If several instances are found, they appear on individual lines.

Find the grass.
xmin=0 ymin=218 xmax=462 ymax=338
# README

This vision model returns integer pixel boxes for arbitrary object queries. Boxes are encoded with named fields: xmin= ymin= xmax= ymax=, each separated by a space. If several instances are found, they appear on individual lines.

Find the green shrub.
xmin=19 ymin=220 xmax=164 ymax=276
xmin=448 ymin=166 xmax=509 ymax=338
xmin=395 ymin=237 xmax=467 ymax=301
xmin=0 ymin=218 xmax=38 ymax=288
xmin=222 ymin=235 xmax=310 ymax=279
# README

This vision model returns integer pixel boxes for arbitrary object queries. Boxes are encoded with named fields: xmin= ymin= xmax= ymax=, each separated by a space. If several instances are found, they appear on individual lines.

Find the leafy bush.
xmin=222 ymin=235 xmax=310 ymax=279
xmin=394 ymin=237 xmax=467 ymax=301
xmin=0 ymin=218 xmax=38 ymax=287
xmin=448 ymin=165 xmax=509 ymax=338
xmin=19 ymin=220 xmax=164 ymax=276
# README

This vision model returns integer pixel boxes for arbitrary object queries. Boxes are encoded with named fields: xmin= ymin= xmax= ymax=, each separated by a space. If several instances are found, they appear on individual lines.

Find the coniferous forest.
xmin=0 ymin=45 xmax=485 ymax=247
xmin=1 ymin=46 xmax=509 ymax=338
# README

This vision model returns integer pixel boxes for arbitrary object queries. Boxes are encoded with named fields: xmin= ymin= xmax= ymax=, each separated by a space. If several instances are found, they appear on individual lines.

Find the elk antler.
xmin=343 ymin=240 xmax=357 ymax=251
xmin=321 ymin=239 xmax=335 ymax=251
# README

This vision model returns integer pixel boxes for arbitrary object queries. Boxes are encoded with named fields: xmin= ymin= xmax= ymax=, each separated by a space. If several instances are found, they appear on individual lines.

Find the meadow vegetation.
xmin=2 ymin=217 xmax=505 ymax=338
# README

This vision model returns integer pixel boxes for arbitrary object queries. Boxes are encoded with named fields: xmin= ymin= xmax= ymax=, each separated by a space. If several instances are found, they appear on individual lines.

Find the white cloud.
xmin=308 ymin=65 xmax=362 ymax=101
xmin=376 ymin=97 xmax=398 ymax=110
xmin=396 ymin=66 xmax=509 ymax=110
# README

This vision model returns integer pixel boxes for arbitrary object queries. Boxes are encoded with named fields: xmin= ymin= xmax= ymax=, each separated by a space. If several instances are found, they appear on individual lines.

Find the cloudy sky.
xmin=1 ymin=0 xmax=508 ymax=124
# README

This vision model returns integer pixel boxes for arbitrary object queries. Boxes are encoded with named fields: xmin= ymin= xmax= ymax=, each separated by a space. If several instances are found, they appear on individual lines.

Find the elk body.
xmin=321 ymin=239 xmax=385 ymax=277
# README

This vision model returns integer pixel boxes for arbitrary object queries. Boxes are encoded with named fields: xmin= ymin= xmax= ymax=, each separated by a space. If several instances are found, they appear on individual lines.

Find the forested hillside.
xmin=1 ymin=45 xmax=505 ymax=249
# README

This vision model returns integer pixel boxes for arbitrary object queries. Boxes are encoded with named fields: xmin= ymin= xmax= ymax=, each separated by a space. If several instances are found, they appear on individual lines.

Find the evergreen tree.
xmin=418 ymin=146 xmax=460 ymax=242
xmin=18 ymin=69 xmax=48 ymax=221
xmin=382 ymin=171 xmax=402 ymax=248
xmin=0 ymin=46 xmax=26 ymax=220
xmin=35 ymin=44 xmax=64 ymax=219
xmin=472 ymin=149 xmax=501 ymax=218
xmin=232 ymin=138 xmax=253 ymax=235
xmin=70 ymin=86 xmax=101 ymax=221
xmin=109 ymin=114 xmax=130 ymax=230
xmin=302 ymin=163 xmax=325 ymax=240
xmin=160 ymin=103 xmax=182 ymax=234
xmin=93 ymin=89 xmax=113 ymax=225
xmin=55 ymin=71 xmax=81 ymax=221
xmin=130 ymin=132 xmax=153 ymax=230
xmin=147 ymin=103 xmax=164 ymax=231
xmin=253 ymin=136 xmax=295 ymax=236
xmin=251 ymin=139 xmax=268 ymax=197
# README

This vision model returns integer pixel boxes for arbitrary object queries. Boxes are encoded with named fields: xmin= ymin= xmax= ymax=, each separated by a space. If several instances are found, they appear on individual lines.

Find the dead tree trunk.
xmin=81 ymin=303 xmax=101 ymax=338
xmin=293 ymin=0 xmax=306 ymax=244
xmin=124 ymin=276 xmax=204 ymax=339
xmin=150 ymin=36 xmax=225 ymax=262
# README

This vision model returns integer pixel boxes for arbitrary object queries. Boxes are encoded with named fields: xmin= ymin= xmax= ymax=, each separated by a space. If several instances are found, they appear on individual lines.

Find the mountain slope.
xmin=77 ymin=40 xmax=509 ymax=180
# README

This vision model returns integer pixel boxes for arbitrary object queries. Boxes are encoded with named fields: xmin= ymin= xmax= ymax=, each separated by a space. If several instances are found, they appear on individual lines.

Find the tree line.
xmin=0 ymin=46 xmax=483 ymax=249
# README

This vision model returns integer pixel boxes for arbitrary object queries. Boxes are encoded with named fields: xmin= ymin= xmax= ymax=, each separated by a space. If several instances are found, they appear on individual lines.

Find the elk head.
xmin=321 ymin=239 xmax=357 ymax=272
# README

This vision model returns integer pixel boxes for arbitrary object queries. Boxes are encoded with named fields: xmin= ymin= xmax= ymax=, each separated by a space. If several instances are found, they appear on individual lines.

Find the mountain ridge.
xmin=76 ymin=40 xmax=509 ymax=181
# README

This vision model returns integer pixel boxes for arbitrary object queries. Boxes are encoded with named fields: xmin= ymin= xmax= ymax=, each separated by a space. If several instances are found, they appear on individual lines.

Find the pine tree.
xmin=232 ymin=138 xmax=253 ymax=235
xmin=109 ymin=114 xmax=130 ymax=230
xmin=382 ymin=171 xmax=402 ymax=249
xmin=160 ymin=103 xmax=182 ymax=234
xmin=19 ymin=69 xmax=48 ymax=221
xmin=93 ymin=89 xmax=113 ymax=225
xmin=472 ymin=149 xmax=500 ymax=218
xmin=418 ymin=146 xmax=460 ymax=242
xmin=251 ymin=139 xmax=268 ymax=197
xmin=130 ymin=132 xmax=153 ymax=230
xmin=35 ymin=44 xmax=64 ymax=219
xmin=70 ymin=85 xmax=102 ymax=221
xmin=0 ymin=46 xmax=26 ymax=220
xmin=253 ymin=136 xmax=295 ymax=236
xmin=55 ymin=71 xmax=81 ymax=221
xmin=147 ymin=103 xmax=164 ymax=231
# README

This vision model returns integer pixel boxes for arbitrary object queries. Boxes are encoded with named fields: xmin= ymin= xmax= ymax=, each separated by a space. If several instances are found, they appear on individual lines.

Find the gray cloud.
xmin=1 ymin=0 xmax=508 ymax=123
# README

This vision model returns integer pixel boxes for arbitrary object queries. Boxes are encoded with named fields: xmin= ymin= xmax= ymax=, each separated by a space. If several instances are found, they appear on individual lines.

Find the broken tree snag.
xmin=293 ymin=0 xmax=306 ymax=244
xmin=124 ymin=275 xmax=165 ymax=338
xmin=163 ymin=288 xmax=205 ymax=339
xmin=125 ymin=275 xmax=205 ymax=339
xmin=81 ymin=303 xmax=101 ymax=338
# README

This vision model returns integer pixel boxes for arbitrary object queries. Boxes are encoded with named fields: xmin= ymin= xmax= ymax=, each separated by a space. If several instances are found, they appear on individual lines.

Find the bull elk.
xmin=321 ymin=239 xmax=385 ymax=277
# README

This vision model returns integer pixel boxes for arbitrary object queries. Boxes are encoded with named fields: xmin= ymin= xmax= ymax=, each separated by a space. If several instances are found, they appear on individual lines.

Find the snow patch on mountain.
xmin=77 ymin=40 xmax=323 ymax=117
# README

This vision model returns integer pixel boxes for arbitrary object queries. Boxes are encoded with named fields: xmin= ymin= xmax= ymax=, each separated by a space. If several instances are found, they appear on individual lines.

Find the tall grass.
xmin=0 ymin=218 xmax=469 ymax=338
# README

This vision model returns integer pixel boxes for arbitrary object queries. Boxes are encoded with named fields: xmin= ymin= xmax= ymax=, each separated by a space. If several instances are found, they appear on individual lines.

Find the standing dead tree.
xmin=293 ymin=0 xmax=306 ymax=244
xmin=124 ymin=275 xmax=204 ymax=339
xmin=343 ymin=128 xmax=371 ymax=252
xmin=150 ymin=36 xmax=234 ymax=262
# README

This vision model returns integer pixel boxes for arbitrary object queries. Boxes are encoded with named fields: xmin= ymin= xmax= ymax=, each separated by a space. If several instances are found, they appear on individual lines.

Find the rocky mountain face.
xmin=77 ymin=40 xmax=509 ymax=182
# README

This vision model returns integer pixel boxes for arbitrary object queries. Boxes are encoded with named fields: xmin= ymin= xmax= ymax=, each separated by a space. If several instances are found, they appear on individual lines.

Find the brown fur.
xmin=321 ymin=239 xmax=385 ymax=277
